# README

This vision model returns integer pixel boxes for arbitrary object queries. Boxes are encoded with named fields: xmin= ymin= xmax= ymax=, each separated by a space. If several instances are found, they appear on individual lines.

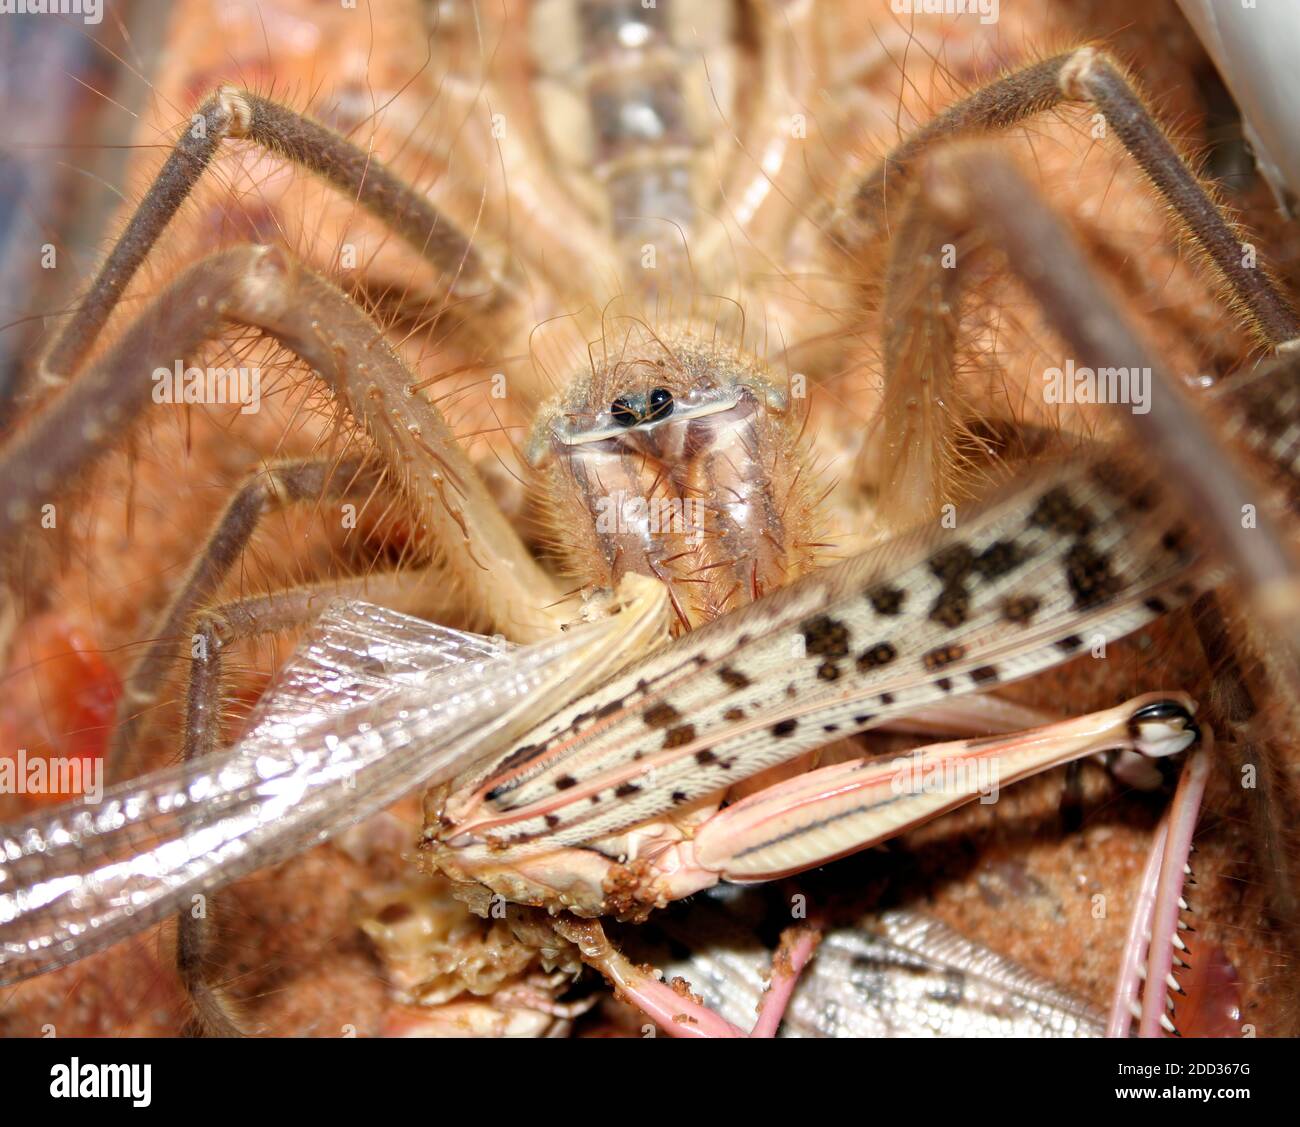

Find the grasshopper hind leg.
xmin=549 ymin=914 xmax=820 ymax=1039
xmin=1108 ymin=739 xmax=1222 ymax=1037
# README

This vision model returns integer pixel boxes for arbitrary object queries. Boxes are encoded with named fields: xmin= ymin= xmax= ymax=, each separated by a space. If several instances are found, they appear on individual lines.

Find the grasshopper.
xmin=0 ymin=447 xmax=1229 ymax=1036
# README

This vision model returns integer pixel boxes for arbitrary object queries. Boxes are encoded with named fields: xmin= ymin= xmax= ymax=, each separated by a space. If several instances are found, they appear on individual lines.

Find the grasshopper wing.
xmin=0 ymin=596 xmax=650 ymax=984
xmin=630 ymin=892 xmax=1104 ymax=1037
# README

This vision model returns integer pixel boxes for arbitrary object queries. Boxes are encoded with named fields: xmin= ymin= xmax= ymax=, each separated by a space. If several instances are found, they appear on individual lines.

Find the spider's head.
xmin=528 ymin=331 xmax=788 ymax=465
xmin=525 ymin=331 xmax=814 ymax=629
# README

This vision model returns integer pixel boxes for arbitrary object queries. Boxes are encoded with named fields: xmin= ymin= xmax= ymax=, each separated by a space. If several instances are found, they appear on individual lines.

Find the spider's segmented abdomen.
xmin=528 ymin=0 xmax=736 ymax=267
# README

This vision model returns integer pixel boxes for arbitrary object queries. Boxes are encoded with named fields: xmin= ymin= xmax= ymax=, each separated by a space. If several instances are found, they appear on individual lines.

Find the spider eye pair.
xmin=611 ymin=387 xmax=674 ymax=428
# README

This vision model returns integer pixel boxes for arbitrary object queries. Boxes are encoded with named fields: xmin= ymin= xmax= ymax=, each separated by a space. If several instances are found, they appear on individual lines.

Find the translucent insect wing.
xmin=783 ymin=911 xmax=1105 ymax=1038
xmin=0 ymin=601 xmax=620 ymax=984
xmin=635 ymin=896 xmax=1104 ymax=1038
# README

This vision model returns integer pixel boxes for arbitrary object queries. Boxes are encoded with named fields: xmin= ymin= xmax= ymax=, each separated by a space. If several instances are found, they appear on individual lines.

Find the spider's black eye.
xmin=646 ymin=387 xmax=674 ymax=421
xmin=611 ymin=397 xmax=638 ymax=427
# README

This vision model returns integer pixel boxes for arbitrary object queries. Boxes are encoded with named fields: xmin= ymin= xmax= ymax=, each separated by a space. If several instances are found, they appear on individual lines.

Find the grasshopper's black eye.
xmin=646 ymin=387 xmax=674 ymax=421
xmin=611 ymin=397 xmax=638 ymax=427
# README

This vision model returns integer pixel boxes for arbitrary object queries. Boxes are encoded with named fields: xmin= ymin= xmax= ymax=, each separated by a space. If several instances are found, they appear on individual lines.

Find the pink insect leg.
xmin=1108 ymin=736 xmax=1212 ymax=1037
xmin=553 ymin=916 xmax=820 ymax=1038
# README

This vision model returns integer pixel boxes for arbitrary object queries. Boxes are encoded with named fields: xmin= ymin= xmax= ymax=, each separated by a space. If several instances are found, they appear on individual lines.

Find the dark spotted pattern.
xmin=493 ymin=472 xmax=1195 ymax=832
xmin=928 ymin=544 xmax=976 ymax=584
xmin=1001 ymin=594 xmax=1041 ymax=625
xmin=718 ymin=666 xmax=752 ymax=689
xmin=801 ymin=615 xmax=851 ymax=658
xmin=643 ymin=702 xmax=682 ymax=728
xmin=491 ymin=742 xmax=541 ymax=778
xmin=867 ymin=586 xmax=906 ymax=615
xmin=930 ymin=538 xmax=1031 ymax=584
xmin=1026 ymin=482 xmax=1138 ymax=616
xmin=1064 ymin=541 xmax=1122 ymax=610
xmin=1029 ymin=486 xmax=1095 ymax=536
xmin=975 ymin=539 xmax=1031 ymax=579
xmin=664 ymin=724 xmax=696 ymax=749
xmin=927 ymin=538 xmax=1031 ymax=628
xmin=594 ymin=697 xmax=625 ymax=720
xmin=856 ymin=641 xmax=897 ymax=671
xmin=929 ymin=585 xmax=971 ymax=628
xmin=923 ymin=643 xmax=966 ymax=671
